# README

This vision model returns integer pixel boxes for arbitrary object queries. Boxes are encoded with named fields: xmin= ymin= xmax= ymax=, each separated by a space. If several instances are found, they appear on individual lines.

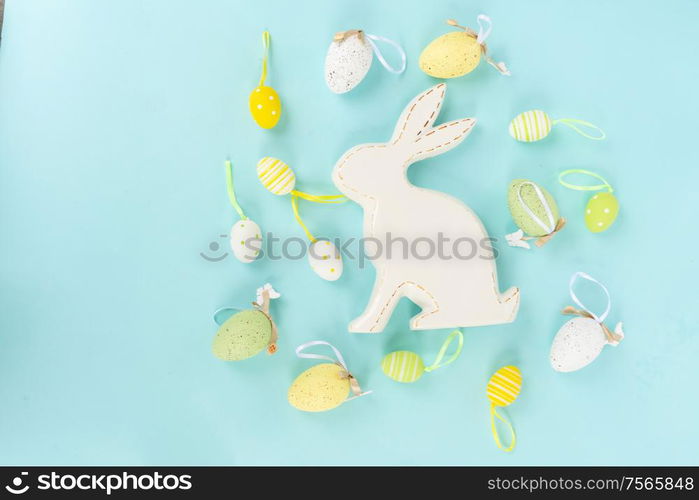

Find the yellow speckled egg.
xmin=585 ymin=192 xmax=619 ymax=233
xmin=288 ymin=363 xmax=350 ymax=412
xmin=419 ymin=31 xmax=481 ymax=79
xmin=249 ymin=85 xmax=281 ymax=129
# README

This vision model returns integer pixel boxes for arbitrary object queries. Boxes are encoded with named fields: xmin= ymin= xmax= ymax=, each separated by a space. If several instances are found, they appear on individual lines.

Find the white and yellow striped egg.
xmin=486 ymin=366 xmax=522 ymax=407
xmin=381 ymin=351 xmax=425 ymax=383
xmin=256 ymin=157 xmax=296 ymax=195
xmin=508 ymin=110 xmax=552 ymax=142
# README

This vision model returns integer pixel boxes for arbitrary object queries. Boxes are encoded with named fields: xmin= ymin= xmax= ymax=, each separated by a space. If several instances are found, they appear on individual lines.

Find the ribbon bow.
xmin=295 ymin=340 xmax=371 ymax=400
xmin=446 ymin=14 xmax=510 ymax=76
xmin=252 ymin=284 xmax=281 ymax=354
xmin=333 ymin=29 xmax=364 ymax=43
xmin=562 ymin=306 xmax=624 ymax=344
xmin=507 ymin=218 xmax=566 ymax=249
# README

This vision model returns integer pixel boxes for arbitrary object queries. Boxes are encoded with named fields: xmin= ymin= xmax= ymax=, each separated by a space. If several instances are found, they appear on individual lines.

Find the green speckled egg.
xmin=211 ymin=309 xmax=271 ymax=361
xmin=288 ymin=363 xmax=350 ymax=412
xmin=585 ymin=191 xmax=619 ymax=233
xmin=507 ymin=179 xmax=560 ymax=237
xmin=381 ymin=351 xmax=425 ymax=383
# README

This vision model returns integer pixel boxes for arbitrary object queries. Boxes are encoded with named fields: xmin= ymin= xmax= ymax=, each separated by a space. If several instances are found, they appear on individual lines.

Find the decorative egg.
xmin=584 ymin=192 xmax=619 ymax=233
xmin=508 ymin=110 xmax=552 ymax=142
xmin=381 ymin=351 xmax=425 ymax=383
xmin=211 ymin=309 xmax=271 ymax=361
xmin=256 ymin=157 xmax=296 ymax=195
xmin=229 ymin=219 xmax=262 ymax=263
xmin=550 ymin=317 xmax=609 ymax=372
xmin=249 ymin=85 xmax=281 ymax=129
xmin=288 ymin=363 xmax=350 ymax=412
xmin=325 ymin=32 xmax=373 ymax=94
xmin=308 ymin=239 xmax=343 ymax=281
xmin=419 ymin=31 xmax=481 ymax=78
xmin=486 ymin=366 xmax=522 ymax=407
xmin=507 ymin=179 xmax=559 ymax=237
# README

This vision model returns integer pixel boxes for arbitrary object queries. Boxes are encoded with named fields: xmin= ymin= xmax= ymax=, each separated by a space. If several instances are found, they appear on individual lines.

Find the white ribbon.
xmin=506 ymin=182 xmax=556 ymax=249
xmin=365 ymin=33 xmax=407 ymax=74
xmin=476 ymin=14 xmax=493 ymax=45
xmin=569 ymin=272 xmax=611 ymax=323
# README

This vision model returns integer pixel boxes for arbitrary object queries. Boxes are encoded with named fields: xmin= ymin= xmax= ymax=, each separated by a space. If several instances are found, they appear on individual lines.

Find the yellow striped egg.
xmin=256 ymin=157 xmax=296 ymax=195
xmin=509 ymin=110 xmax=552 ymax=142
xmin=486 ymin=366 xmax=522 ymax=407
xmin=381 ymin=351 xmax=425 ymax=383
xmin=249 ymin=85 xmax=281 ymax=129
xmin=288 ymin=363 xmax=350 ymax=412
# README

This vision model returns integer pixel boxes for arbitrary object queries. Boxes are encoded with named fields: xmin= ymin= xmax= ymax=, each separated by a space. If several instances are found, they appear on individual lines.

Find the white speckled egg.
xmin=325 ymin=32 xmax=373 ymax=94
xmin=230 ymin=219 xmax=262 ymax=263
xmin=550 ymin=317 xmax=615 ymax=372
xmin=308 ymin=239 xmax=343 ymax=281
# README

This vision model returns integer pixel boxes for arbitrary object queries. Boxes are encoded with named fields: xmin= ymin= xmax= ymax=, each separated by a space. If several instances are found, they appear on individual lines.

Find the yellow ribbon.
xmin=252 ymin=288 xmax=279 ymax=354
xmin=490 ymin=405 xmax=516 ymax=452
xmin=562 ymin=306 xmax=623 ymax=344
xmin=289 ymin=191 xmax=345 ymax=243
xmin=258 ymin=30 xmax=271 ymax=87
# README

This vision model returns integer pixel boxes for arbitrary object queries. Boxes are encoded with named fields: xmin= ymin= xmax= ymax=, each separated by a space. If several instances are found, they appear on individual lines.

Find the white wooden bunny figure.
xmin=332 ymin=83 xmax=520 ymax=333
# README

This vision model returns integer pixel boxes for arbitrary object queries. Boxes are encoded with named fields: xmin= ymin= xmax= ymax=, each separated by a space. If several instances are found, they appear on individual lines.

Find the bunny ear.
xmin=391 ymin=83 xmax=447 ymax=144
xmin=410 ymin=117 xmax=476 ymax=162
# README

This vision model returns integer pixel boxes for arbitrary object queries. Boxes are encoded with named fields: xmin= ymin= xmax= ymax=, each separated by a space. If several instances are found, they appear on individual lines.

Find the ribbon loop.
xmin=365 ymin=33 xmax=407 ymax=74
xmin=558 ymin=169 xmax=613 ymax=193
xmin=291 ymin=195 xmax=316 ymax=242
xmin=424 ymin=330 xmax=464 ymax=372
xmin=225 ymin=159 xmax=247 ymax=220
xmin=490 ymin=406 xmax=516 ymax=452
xmin=476 ymin=14 xmax=493 ymax=44
xmin=552 ymin=119 xmax=606 ymax=140
xmin=568 ymin=271 xmax=611 ymax=323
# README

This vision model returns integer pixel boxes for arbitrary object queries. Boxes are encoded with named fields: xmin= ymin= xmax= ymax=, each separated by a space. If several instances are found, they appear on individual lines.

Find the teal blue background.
xmin=1 ymin=0 xmax=698 ymax=465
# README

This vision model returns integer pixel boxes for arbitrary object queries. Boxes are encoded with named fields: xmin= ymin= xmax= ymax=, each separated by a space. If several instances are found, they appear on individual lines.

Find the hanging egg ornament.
xmin=419 ymin=15 xmax=510 ymax=79
xmin=508 ymin=110 xmax=552 ymax=142
xmin=249 ymin=31 xmax=282 ymax=129
xmin=507 ymin=179 xmax=560 ymax=238
xmin=229 ymin=219 xmax=262 ymax=263
xmin=550 ymin=272 xmax=624 ymax=373
xmin=289 ymin=341 xmax=370 ymax=412
xmin=308 ymin=239 xmax=343 ymax=281
xmin=487 ymin=366 xmax=522 ymax=408
xmin=325 ymin=30 xmax=373 ymax=94
xmin=212 ymin=309 xmax=272 ymax=361
xmin=211 ymin=284 xmax=280 ymax=361
xmin=288 ymin=363 xmax=351 ymax=412
xmin=381 ymin=351 xmax=426 ymax=383
xmin=509 ymin=110 xmax=605 ymax=142
xmin=325 ymin=30 xmax=406 ymax=94
xmin=585 ymin=192 xmax=619 ymax=233
xmin=256 ymin=157 xmax=296 ymax=195
xmin=224 ymin=160 xmax=263 ymax=264
xmin=559 ymin=170 xmax=619 ymax=233
xmin=249 ymin=86 xmax=281 ymax=129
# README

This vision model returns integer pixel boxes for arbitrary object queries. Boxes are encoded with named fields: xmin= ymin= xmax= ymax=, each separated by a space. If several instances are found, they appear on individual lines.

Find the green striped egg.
xmin=585 ymin=191 xmax=619 ymax=233
xmin=507 ymin=179 xmax=560 ymax=237
xmin=509 ymin=110 xmax=552 ymax=142
xmin=381 ymin=351 xmax=425 ymax=383
xmin=211 ymin=309 xmax=271 ymax=361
